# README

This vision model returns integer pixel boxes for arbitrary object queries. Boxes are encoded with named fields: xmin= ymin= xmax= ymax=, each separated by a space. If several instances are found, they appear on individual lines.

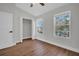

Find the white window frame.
xmin=53 ymin=11 xmax=71 ymax=39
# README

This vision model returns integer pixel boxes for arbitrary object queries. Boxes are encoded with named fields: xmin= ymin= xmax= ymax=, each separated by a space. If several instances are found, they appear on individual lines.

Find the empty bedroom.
xmin=0 ymin=3 xmax=79 ymax=56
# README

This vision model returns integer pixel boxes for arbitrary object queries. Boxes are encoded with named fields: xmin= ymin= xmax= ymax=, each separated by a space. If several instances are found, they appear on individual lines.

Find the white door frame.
xmin=20 ymin=17 xmax=35 ymax=42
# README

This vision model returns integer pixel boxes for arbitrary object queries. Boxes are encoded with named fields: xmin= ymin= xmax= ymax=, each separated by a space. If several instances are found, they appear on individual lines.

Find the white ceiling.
xmin=16 ymin=3 xmax=66 ymax=16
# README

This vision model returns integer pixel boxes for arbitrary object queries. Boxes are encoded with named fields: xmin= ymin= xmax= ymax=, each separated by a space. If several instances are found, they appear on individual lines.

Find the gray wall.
xmin=0 ymin=3 xmax=35 ymax=43
xmin=35 ymin=4 xmax=79 ymax=52
xmin=0 ymin=3 xmax=79 ymax=52
xmin=23 ymin=19 xmax=32 ymax=39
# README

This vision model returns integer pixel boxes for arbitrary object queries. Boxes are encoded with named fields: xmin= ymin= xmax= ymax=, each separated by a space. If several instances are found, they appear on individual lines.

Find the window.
xmin=54 ymin=11 xmax=71 ymax=38
xmin=36 ymin=18 xmax=43 ymax=33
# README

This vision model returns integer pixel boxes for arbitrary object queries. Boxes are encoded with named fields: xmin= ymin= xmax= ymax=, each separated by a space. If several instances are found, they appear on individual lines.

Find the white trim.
xmin=23 ymin=37 xmax=32 ymax=39
xmin=32 ymin=20 xmax=36 ymax=40
xmin=0 ymin=43 xmax=16 ymax=49
xmin=20 ymin=17 xmax=35 ymax=42
xmin=36 ymin=37 xmax=79 ymax=53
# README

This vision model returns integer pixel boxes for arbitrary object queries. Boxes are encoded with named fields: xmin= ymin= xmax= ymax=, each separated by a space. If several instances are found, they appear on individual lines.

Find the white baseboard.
xmin=36 ymin=37 xmax=79 ymax=53
xmin=32 ymin=36 xmax=36 ymax=40
xmin=16 ymin=39 xmax=22 ymax=43
xmin=0 ymin=42 xmax=16 ymax=49
xmin=23 ymin=37 xmax=31 ymax=39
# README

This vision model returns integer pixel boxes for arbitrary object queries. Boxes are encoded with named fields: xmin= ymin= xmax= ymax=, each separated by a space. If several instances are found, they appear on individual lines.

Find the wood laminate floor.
xmin=0 ymin=39 xmax=79 ymax=56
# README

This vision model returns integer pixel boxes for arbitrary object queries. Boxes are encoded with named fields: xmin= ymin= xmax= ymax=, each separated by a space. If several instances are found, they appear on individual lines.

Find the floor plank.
xmin=0 ymin=39 xmax=79 ymax=56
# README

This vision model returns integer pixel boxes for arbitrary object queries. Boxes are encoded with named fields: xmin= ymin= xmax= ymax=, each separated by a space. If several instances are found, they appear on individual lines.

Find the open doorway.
xmin=23 ymin=18 xmax=32 ymax=39
xmin=20 ymin=17 xmax=33 ymax=42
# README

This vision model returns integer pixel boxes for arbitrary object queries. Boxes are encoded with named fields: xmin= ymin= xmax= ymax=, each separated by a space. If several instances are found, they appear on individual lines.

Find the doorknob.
xmin=9 ymin=31 xmax=13 ymax=33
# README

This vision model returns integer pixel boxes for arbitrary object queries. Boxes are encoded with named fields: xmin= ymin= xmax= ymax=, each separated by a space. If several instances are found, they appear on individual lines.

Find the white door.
xmin=0 ymin=12 xmax=13 ymax=49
